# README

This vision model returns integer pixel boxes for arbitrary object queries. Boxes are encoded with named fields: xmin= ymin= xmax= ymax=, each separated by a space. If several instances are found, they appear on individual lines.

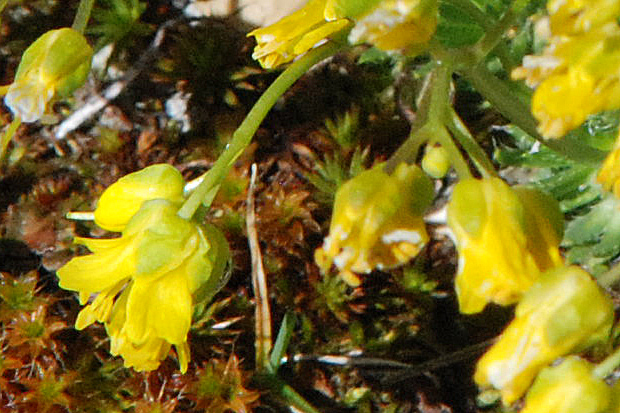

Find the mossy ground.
xmin=0 ymin=1 xmax=513 ymax=412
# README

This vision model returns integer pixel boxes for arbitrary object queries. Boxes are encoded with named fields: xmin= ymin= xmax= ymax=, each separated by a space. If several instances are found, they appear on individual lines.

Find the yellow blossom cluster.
xmin=474 ymin=266 xmax=614 ymax=405
xmin=57 ymin=164 xmax=230 ymax=373
xmin=443 ymin=177 xmax=618 ymax=410
xmin=512 ymin=0 xmax=620 ymax=138
xmin=248 ymin=0 xmax=438 ymax=68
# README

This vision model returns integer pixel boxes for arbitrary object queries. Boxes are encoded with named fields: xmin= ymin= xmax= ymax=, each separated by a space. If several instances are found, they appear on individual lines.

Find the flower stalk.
xmin=462 ymin=63 xmax=607 ymax=164
xmin=593 ymin=346 xmax=620 ymax=379
xmin=177 ymin=39 xmax=345 ymax=221
xmin=386 ymin=63 xmax=474 ymax=179
xmin=72 ymin=0 xmax=96 ymax=34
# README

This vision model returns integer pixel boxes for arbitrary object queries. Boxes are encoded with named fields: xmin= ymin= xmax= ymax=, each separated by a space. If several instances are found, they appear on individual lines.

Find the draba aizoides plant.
xmin=6 ymin=0 xmax=620 ymax=411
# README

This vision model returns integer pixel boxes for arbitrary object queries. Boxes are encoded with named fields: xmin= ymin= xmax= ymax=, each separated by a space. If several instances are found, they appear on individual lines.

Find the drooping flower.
xmin=447 ymin=177 xmax=563 ymax=314
xmin=248 ymin=0 xmax=438 ymax=69
xmin=315 ymin=162 xmax=434 ymax=286
xmin=57 ymin=164 xmax=230 ymax=373
xmin=2 ymin=28 xmax=92 ymax=123
xmin=520 ymin=356 xmax=612 ymax=413
xmin=512 ymin=1 xmax=620 ymax=138
xmin=474 ymin=266 xmax=614 ymax=405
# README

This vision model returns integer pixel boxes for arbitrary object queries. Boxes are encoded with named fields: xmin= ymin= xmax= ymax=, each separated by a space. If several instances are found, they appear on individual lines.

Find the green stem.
xmin=433 ymin=122 xmax=472 ymax=179
xmin=426 ymin=64 xmax=473 ymax=178
xmin=384 ymin=72 xmax=435 ymax=173
xmin=386 ymin=63 xmax=473 ymax=179
xmin=449 ymin=0 xmax=493 ymax=30
xmin=255 ymin=373 xmax=323 ymax=413
xmin=461 ymin=64 xmax=606 ymax=164
xmin=72 ymin=0 xmax=96 ymax=34
xmin=178 ymin=40 xmax=345 ymax=220
xmin=593 ymin=346 xmax=620 ymax=379
xmin=446 ymin=108 xmax=497 ymax=178
xmin=469 ymin=1 xmax=523 ymax=62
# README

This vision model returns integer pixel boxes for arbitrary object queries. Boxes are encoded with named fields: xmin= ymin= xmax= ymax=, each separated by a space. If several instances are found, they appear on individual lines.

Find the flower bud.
xmin=315 ymin=162 xmax=433 ymax=286
xmin=474 ymin=266 xmax=614 ymax=405
xmin=4 ymin=28 xmax=92 ymax=122
xmin=447 ymin=178 xmax=563 ymax=314
xmin=421 ymin=144 xmax=450 ymax=179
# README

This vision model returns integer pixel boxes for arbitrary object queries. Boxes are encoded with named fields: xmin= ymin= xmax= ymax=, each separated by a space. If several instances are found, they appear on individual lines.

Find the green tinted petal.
xmin=129 ymin=200 xmax=199 ymax=279
xmin=192 ymin=222 xmax=231 ymax=303
xmin=522 ymin=357 xmax=611 ymax=413
xmin=448 ymin=178 xmax=488 ymax=237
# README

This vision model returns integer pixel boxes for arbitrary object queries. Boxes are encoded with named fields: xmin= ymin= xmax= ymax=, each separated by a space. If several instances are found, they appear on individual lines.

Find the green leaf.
xmin=436 ymin=2 xmax=484 ymax=48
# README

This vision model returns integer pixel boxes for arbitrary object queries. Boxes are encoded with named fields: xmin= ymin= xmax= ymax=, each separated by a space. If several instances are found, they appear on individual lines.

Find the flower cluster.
xmin=512 ymin=0 xmax=620 ymax=138
xmin=248 ymin=0 xmax=438 ymax=68
xmin=57 ymin=164 xmax=230 ymax=373
xmin=446 ymin=178 xmax=563 ymax=314
xmin=446 ymin=177 xmax=620 ymax=409
xmin=1 ymin=28 xmax=92 ymax=123
xmin=474 ymin=265 xmax=614 ymax=404
xmin=315 ymin=162 xmax=434 ymax=286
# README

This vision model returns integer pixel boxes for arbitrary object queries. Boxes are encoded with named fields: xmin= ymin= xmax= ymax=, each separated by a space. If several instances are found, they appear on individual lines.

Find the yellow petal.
xmin=57 ymin=240 xmax=136 ymax=297
xmin=175 ymin=341 xmax=191 ymax=374
xmin=124 ymin=269 xmax=192 ymax=346
xmin=94 ymin=164 xmax=186 ymax=232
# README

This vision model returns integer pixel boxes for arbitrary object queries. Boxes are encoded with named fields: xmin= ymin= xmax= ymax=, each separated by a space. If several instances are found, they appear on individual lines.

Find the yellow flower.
xmin=447 ymin=178 xmax=563 ymax=314
xmin=248 ymin=0 xmax=438 ymax=68
xmin=248 ymin=0 xmax=351 ymax=69
xmin=521 ymin=356 xmax=612 ymax=413
xmin=347 ymin=0 xmax=438 ymax=52
xmin=474 ymin=266 xmax=614 ymax=405
xmin=512 ymin=1 xmax=620 ymax=138
xmin=2 ymin=28 xmax=92 ymax=123
xmin=315 ymin=162 xmax=433 ymax=286
xmin=57 ymin=165 xmax=230 ymax=373
xmin=547 ymin=0 xmax=620 ymax=35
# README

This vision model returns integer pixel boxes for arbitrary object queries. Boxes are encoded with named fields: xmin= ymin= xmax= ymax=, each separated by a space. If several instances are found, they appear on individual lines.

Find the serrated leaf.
xmin=563 ymin=198 xmax=620 ymax=246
